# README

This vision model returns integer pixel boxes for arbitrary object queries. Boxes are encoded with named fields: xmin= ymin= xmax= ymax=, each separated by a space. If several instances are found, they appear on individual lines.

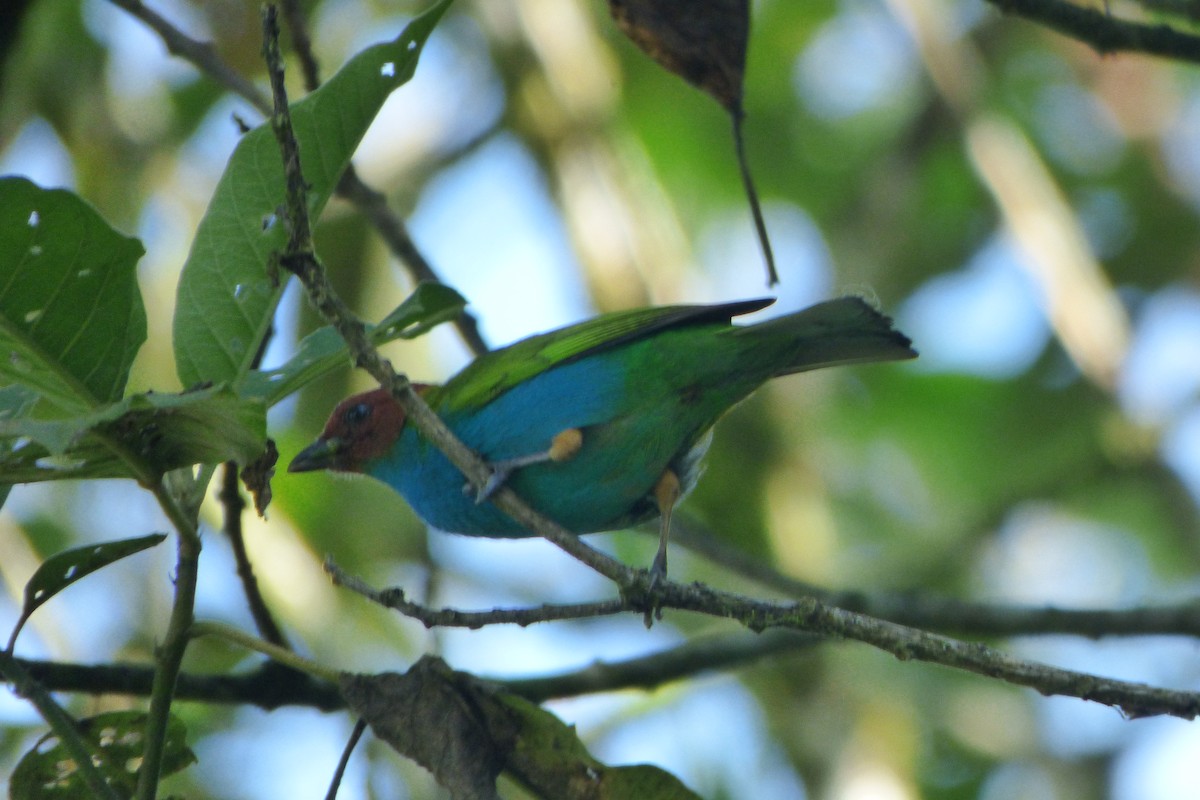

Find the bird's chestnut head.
xmin=289 ymin=387 xmax=423 ymax=474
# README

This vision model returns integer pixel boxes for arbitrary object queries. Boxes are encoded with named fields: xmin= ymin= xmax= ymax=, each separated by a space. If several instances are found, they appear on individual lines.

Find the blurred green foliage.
xmin=3 ymin=0 xmax=1200 ymax=798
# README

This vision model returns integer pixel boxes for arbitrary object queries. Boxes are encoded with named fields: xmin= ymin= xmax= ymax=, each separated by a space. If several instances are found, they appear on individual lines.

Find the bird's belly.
xmin=380 ymin=415 xmax=704 ymax=538
xmin=373 ymin=344 xmax=726 ymax=538
xmin=384 ymin=440 xmax=665 ymax=537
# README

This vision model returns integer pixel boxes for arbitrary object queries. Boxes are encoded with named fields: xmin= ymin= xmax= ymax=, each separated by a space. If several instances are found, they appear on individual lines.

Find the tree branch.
xmin=18 ymin=657 xmax=344 ymax=711
xmin=12 ymin=630 xmax=807 ymax=710
xmin=104 ymin=0 xmax=1200 ymax=729
xmin=19 ymin=578 xmax=1200 ymax=720
xmin=221 ymin=461 xmax=291 ymax=648
xmin=502 ymin=630 xmax=820 ymax=703
xmin=654 ymin=579 xmax=1200 ymax=720
xmin=672 ymin=517 xmax=1200 ymax=639
xmin=280 ymin=0 xmax=321 ymax=92
xmin=334 ymin=169 xmax=490 ymax=354
xmin=327 ymin=560 xmax=628 ymax=627
xmin=259 ymin=7 xmax=642 ymax=592
xmin=105 ymin=0 xmax=490 ymax=356
xmin=106 ymin=0 xmax=265 ymax=104
xmin=326 ymin=562 xmax=1200 ymax=719
xmin=985 ymin=0 xmax=1200 ymax=62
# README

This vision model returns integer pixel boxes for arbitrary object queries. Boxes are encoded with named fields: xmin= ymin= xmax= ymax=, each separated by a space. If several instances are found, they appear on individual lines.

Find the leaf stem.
xmin=731 ymin=115 xmax=777 ymax=286
xmin=190 ymin=621 xmax=340 ymax=684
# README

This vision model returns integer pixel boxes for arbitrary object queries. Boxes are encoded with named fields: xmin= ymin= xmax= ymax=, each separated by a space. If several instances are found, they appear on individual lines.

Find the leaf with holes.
xmin=172 ymin=0 xmax=454 ymax=390
xmin=241 ymin=282 xmax=467 ymax=405
xmin=0 ymin=386 xmax=266 ymax=484
xmin=6 ymin=533 xmax=166 ymax=653
xmin=9 ymin=710 xmax=195 ymax=800
xmin=0 ymin=177 xmax=146 ymax=413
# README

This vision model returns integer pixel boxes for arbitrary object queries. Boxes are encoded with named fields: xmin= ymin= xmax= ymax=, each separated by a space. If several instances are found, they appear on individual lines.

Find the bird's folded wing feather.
xmin=433 ymin=298 xmax=774 ymax=412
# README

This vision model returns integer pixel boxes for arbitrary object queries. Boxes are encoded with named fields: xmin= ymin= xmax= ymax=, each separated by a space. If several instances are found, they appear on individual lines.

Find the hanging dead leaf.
xmin=341 ymin=657 xmax=701 ymax=799
xmin=240 ymin=438 xmax=278 ymax=517
xmin=609 ymin=0 xmax=748 ymax=113
xmin=608 ymin=0 xmax=777 ymax=285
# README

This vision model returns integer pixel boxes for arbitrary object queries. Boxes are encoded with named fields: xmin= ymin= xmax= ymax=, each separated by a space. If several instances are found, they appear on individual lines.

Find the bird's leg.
xmin=649 ymin=468 xmax=681 ymax=584
xmin=643 ymin=468 xmax=682 ymax=626
xmin=468 ymin=428 xmax=584 ymax=503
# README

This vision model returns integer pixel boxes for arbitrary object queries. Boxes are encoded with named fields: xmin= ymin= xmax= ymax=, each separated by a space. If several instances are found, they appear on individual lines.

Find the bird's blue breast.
xmin=367 ymin=351 xmax=649 ymax=537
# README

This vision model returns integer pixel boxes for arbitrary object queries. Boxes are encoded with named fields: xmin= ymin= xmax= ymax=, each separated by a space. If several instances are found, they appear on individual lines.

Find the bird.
xmin=289 ymin=296 xmax=916 ymax=581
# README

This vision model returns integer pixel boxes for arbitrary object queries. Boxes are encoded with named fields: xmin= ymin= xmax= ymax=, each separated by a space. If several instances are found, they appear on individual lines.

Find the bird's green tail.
xmin=737 ymin=296 xmax=917 ymax=376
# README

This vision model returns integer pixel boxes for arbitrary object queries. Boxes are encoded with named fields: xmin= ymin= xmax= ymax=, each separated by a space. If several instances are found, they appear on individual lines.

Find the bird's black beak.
xmin=288 ymin=438 xmax=340 ymax=473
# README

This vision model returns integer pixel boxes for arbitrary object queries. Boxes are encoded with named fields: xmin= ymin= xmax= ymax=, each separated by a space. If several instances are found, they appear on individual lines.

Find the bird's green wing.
xmin=433 ymin=298 xmax=774 ymax=412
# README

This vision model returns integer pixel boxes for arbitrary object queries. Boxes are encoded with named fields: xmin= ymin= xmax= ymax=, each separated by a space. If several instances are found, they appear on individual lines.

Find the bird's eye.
xmin=345 ymin=403 xmax=371 ymax=426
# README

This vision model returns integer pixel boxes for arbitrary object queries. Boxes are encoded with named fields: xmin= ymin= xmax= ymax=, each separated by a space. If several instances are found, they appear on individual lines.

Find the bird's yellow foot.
xmin=467 ymin=428 xmax=584 ymax=503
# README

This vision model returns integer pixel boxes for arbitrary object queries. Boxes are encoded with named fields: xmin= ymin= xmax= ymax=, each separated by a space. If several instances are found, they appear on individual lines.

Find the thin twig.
xmin=106 ymin=0 xmax=265 ymax=105
xmin=135 ymin=481 xmax=202 ymax=800
xmin=985 ymin=0 xmax=1200 ymax=62
xmin=0 ymin=653 xmax=122 ymax=800
xmin=672 ymin=517 xmax=1200 ymax=638
xmin=326 ymin=718 xmax=367 ymax=800
xmin=17 ymin=589 xmax=1200 ymax=719
xmin=218 ymin=312 xmax=288 ymax=645
xmin=48 ymin=435 xmax=209 ymax=800
xmin=259 ymin=10 xmax=640 ymax=590
xmin=191 ymin=620 xmax=340 ymax=684
xmin=275 ymin=0 xmax=491 ymax=354
xmin=105 ymin=0 xmax=490 ymax=356
xmin=335 ymin=169 xmax=490 ymax=354
xmin=652 ymin=579 xmax=1200 ymax=720
xmin=731 ymin=115 xmax=777 ymax=286
xmin=331 ymin=555 xmax=1200 ymax=719
xmin=327 ymin=560 xmax=627 ymax=627
xmin=220 ymin=462 xmax=290 ymax=647
xmin=11 ymin=630 xmax=803 ymax=709
xmin=17 ymin=656 xmax=344 ymax=711
xmin=281 ymin=0 xmax=321 ymax=91
xmin=70 ymin=436 xmax=212 ymax=800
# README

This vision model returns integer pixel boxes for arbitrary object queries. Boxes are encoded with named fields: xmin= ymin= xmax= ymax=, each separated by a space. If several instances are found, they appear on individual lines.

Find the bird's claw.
xmin=476 ymin=464 xmax=511 ymax=504
xmin=463 ymin=463 xmax=514 ymax=504
xmin=641 ymin=551 xmax=668 ymax=627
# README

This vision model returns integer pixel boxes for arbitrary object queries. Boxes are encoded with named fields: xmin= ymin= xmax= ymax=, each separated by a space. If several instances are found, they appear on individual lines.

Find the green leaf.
xmin=0 ymin=385 xmax=267 ymax=483
xmin=6 ymin=533 xmax=166 ymax=653
xmin=241 ymin=282 xmax=467 ymax=405
xmin=0 ymin=385 xmax=39 ymax=420
xmin=0 ymin=177 xmax=146 ymax=412
xmin=495 ymin=692 xmax=702 ymax=799
xmin=0 ymin=654 xmax=122 ymax=800
xmin=10 ymin=710 xmax=196 ymax=800
xmin=172 ymin=0 xmax=455 ymax=389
